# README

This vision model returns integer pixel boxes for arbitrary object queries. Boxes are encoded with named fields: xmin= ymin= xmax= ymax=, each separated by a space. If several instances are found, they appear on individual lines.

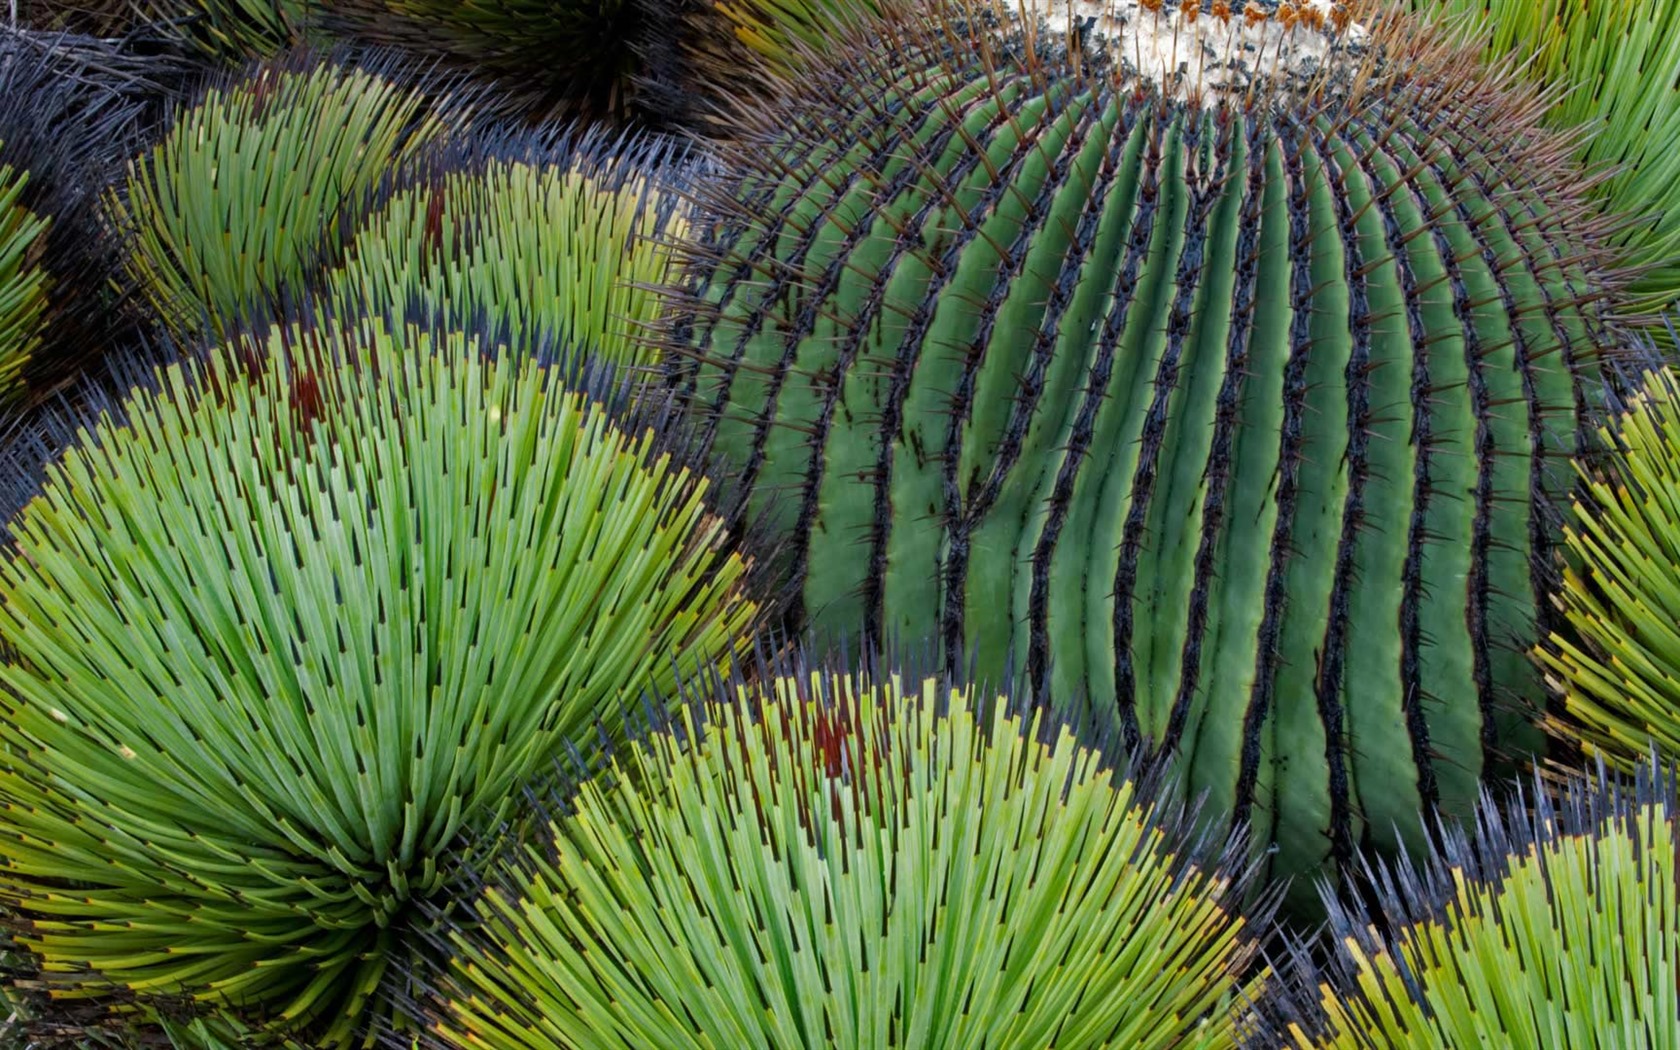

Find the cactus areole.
xmin=663 ymin=7 xmax=1627 ymax=889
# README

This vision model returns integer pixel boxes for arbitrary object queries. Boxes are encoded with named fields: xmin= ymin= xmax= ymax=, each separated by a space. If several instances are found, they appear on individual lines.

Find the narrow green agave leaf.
xmin=0 ymin=316 xmax=757 ymax=1044
xmin=324 ymin=132 xmax=691 ymax=369
xmin=660 ymin=2 xmax=1629 ymax=900
xmin=0 ymin=162 xmax=50 ymax=404
xmin=1539 ymin=360 xmax=1680 ymax=769
xmin=109 ymin=53 xmax=458 ymax=343
xmin=1280 ymin=760 xmax=1679 ymax=1048
xmin=434 ymin=666 xmax=1273 ymax=1050
xmin=1410 ymin=0 xmax=1680 ymax=321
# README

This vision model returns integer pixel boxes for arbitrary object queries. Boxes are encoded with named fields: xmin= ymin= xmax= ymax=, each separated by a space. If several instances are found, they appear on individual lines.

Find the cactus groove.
xmin=665 ymin=14 xmax=1626 ymax=887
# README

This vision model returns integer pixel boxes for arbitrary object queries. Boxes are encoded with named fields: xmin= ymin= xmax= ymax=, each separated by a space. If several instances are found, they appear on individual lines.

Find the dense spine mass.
xmin=668 ymin=20 xmax=1621 ymax=885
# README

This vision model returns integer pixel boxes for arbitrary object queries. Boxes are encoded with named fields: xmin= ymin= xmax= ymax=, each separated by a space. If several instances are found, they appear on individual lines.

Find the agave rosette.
xmin=1282 ymin=761 xmax=1679 ymax=1048
xmin=110 ymin=53 xmax=461 ymax=343
xmin=434 ymin=666 xmax=1272 ymax=1049
xmin=1412 ymin=0 xmax=1680 ymax=320
xmin=323 ymin=128 xmax=692 ymax=369
xmin=0 ymin=315 xmax=756 ymax=1043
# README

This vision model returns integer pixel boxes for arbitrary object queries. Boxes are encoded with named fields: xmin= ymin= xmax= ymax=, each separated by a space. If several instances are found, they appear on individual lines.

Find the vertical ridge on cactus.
xmin=431 ymin=666 xmax=1274 ymax=1050
xmin=0 ymin=316 xmax=757 ymax=1044
xmin=657 ymin=1 xmax=1630 ymax=894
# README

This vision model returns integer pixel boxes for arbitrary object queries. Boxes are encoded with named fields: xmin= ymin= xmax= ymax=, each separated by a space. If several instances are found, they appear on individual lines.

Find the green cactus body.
xmin=671 ymin=23 xmax=1618 ymax=888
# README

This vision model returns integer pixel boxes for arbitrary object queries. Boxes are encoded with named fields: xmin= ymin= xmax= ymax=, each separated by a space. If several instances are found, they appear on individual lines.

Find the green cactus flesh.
xmin=672 ymin=29 xmax=1617 ymax=887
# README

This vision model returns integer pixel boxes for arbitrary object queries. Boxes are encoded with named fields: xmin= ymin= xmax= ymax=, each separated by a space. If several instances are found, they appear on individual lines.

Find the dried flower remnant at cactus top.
xmin=1026 ymin=0 xmax=1368 ymax=96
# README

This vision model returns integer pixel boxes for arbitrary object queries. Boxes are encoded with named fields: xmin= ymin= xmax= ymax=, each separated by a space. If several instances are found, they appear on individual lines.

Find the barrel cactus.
xmin=0 ymin=317 xmax=756 ymax=1043
xmin=1538 ymin=361 xmax=1680 ymax=769
xmin=433 ymin=668 xmax=1273 ymax=1050
xmin=1279 ymin=760 xmax=1679 ymax=1048
xmin=661 ymin=3 xmax=1627 ymax=892
xmin=324 ymin=129 xmax=691 ymax=368
xmin=109 ymin=53 xmax=457 ymax=343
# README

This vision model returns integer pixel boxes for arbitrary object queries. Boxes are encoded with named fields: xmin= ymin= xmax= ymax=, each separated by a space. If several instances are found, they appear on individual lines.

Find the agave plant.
xmin=0 ymin=164 xmax=50 ymax=403
xmin=13 ymin=0 xmax=306 ymax=57
xmin=1410 ymin=0 xmax=1680 ymax=321
xmin=705 ymin=0 xmax=890 ymax=77
xmin=434 ymin=666 xmax=1272 ymax=1050
xmin=0 ymin=315 xmax=757 ymax=1044
xmin=659 ymin=0 xmax=1627 ymax=896
xmin=0 ymin=43 xmax=147 ymax=404
xmin=1538 ymin=361 xmax=1680 ymax=768
xmin=323 ymin=129 xmax=692 ymax=368
xmin=142 ymin=0 xmax=313 ymax=60
xmin=109 ymin=53 xmax=458 ymax=343
xmin=316 ymin=0 xmax=651 ymax=117
xmin=1279 ymin=760 xmax=1679 ymax=1048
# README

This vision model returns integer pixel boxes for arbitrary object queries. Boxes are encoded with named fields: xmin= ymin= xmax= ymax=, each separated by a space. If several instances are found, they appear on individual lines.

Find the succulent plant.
xmin=1278 ymin=759 xmax=1679 ymax=1048
xmin=1410 ymin=0 xmax=1680 ymax=322
xmin=1538 ymin=361 xmax=1680 ymax=769
xmin=315 ymin=0 xmax=651 ymax=118
xmin=157 ymin=0 xmax=313 ymax=60
xmin=0 ymin=42 xmax=147 ymax=403
xmin=323 ymin=130 xmax=692 ymax=369
xmin=660 ymin=3 xmax=1629 ymax=894
xmin=13 ymin=0 xmax=307 ymax=58
xmin=0 ymin=315 xmax=756 ymax=1044
xmin=710 ymin=0 xmax=890 ymax=76
xmin=434 ymin=666 xmax=1272 ymax=1050
xmin=109 ymin=53 xmax=458 ymax=343
xmin=0 ymin=163 xmax=50 ymax=403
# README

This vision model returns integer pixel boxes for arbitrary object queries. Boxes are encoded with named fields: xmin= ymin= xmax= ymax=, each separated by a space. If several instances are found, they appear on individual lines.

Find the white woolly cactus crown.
xmin=1025 ymin=0 xmax=1368 ymax=96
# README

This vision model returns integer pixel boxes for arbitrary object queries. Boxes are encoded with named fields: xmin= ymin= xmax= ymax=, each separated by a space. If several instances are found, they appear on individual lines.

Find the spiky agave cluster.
xmin=323 ymin=128 xmax=693 ymax=368
xmin=109 ymin=52 xmax=459 ymax=343
xmin=662 ymin=0 xmax=1627 ymax=893
xmin=433 ymin=667 xmax=1272 ymax=1049
xmin=1280 ymin=760 xmax=1679 ymax=1048
xmin=0 ymin=317 xmax=756 ymax=1044
xmin=1538 ymin=362 xmax=1680 ymax=769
